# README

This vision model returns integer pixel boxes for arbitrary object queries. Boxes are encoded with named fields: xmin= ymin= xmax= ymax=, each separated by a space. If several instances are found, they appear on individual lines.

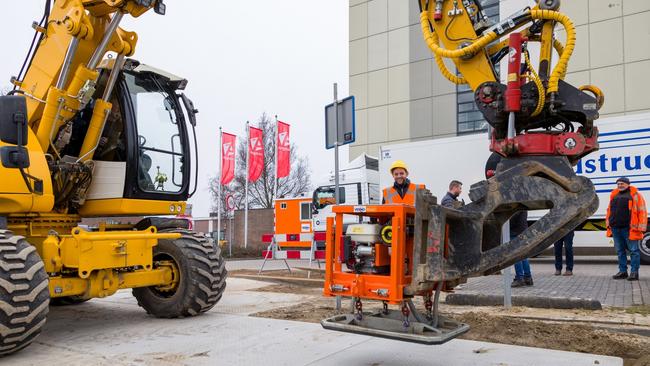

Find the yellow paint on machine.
xmin=0 ymin=129 xmax=54 ymax=213
xmin=79 ymin=198 xmax=186 ymax=216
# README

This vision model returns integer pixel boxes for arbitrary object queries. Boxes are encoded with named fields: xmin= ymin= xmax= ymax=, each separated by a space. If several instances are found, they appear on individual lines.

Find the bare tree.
xmin=209 ymin=113 xmax=311 ymax=212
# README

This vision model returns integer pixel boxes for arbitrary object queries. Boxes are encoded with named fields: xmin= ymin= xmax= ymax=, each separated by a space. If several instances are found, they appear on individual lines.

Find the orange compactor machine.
xmin=322 ymin=204 xmax=469 ymax=344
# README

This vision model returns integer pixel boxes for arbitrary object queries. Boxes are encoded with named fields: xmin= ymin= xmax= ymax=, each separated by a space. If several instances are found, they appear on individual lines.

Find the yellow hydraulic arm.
xmin=419 ymin=0 xmax=577 ymax=95
xmin=12 ymin=0 xmax=164 ymax=161
xmin=418 ymin=0 xmax=603 ymax=149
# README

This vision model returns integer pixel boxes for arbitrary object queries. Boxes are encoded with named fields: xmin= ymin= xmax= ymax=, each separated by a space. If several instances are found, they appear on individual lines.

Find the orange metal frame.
xmin=323 ymin=204 xmax=417 ymax=305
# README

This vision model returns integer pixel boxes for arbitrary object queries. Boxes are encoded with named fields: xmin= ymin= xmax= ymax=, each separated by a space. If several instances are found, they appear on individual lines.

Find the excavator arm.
xmin=413 ymin=0 xmax=602 ymax=279
xmin=15 ymin=0 xmax=164 ymax=158
xmin=1 ymin=0 xmax=165 ymax=213
xmin=322 ymin=0 xmax=602 ymax=345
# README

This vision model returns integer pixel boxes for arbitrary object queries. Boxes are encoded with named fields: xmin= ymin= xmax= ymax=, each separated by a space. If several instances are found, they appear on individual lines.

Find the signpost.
xmin=324 ymin=83 xmax=355 ymax=310
xmin=502 ymin=221 xmax=512 ymax=309
xmin=325 ymin=84 xmax=355 ymax=204
xmin=325 ymin=91 xmax=355 ymax=151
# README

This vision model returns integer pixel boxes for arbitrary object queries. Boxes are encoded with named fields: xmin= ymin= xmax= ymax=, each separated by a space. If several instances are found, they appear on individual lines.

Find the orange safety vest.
xmin=382 ymin=183 xmax=425 ymax=205
xmin=606 ymin=186 xmax=648 ymax=240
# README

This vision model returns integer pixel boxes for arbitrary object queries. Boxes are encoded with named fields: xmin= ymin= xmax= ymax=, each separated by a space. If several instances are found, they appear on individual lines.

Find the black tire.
xmin=640 ymin=232 xmax=650 ymax=265
xmin=0 ymin=230 xmax=49 ymax=356
xmin=50 ymin=296 xmax=89 ymax=306
xmin=132 ymin=229 xmax=227 ymax=318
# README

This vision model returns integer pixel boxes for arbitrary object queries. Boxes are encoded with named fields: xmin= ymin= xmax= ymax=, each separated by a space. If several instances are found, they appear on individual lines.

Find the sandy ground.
xmin=236 ymin=269 xmax=650 ymax=366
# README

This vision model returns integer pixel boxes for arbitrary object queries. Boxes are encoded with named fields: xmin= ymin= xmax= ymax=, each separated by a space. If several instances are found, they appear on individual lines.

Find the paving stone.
xmin=452 ymin=262 xmax=648 ymax=308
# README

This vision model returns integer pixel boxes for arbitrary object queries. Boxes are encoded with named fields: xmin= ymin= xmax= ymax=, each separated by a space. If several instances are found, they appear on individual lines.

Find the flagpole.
xmin=274 ymin=115 xmax=279 ymax=206
xmin=217 ymin=127 xmax=222 ymax=249
xmin=244 ymin=121 xmax=250 ymax=249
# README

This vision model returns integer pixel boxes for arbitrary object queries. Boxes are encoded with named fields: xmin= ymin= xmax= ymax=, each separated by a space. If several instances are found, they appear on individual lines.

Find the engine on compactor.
xmin=342 ymin=223 xmax=396 ymax=275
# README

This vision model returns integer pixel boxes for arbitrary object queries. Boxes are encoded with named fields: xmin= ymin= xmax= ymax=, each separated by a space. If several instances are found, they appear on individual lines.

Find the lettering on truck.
xmin=574 ymin=127 xmax=650 ymax=194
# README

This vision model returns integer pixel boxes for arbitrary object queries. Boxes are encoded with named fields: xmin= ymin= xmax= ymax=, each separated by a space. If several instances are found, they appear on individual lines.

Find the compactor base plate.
xmin=321 ymin=309 xmax=469 ymax=345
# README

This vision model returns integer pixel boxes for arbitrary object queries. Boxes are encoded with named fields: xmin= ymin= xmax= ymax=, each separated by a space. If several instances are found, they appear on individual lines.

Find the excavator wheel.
xmin=132 ymin=229 xmax=227 ymax=318
xmin=0 ymin=230 xmax=50 ymax=356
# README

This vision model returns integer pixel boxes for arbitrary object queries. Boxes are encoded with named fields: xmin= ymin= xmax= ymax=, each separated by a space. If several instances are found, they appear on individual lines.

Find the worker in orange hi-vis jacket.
xmin=382 ymin=160 xmax=424 ymax=205
xmin=607 ymin=176 xmax=647 ymax=281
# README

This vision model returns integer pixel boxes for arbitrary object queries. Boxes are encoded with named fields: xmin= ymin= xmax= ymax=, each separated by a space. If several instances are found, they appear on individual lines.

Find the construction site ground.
xmin=230 ymin=259 xmax=650 ymax=366
xmin=5 ymin=259 xmax=647 ymax=366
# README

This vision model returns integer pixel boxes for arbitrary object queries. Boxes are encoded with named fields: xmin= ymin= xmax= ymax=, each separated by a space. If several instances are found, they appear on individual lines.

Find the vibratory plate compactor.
xmin=321 ymin=156 xmax=598 ymax=344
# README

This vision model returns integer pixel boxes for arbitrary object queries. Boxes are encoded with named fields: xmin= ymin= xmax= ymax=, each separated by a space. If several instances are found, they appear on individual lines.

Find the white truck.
xmin=378 ymin=112 xmax=650 ymax=264
xmin=310 ymin=153 xmax=381 ymax=245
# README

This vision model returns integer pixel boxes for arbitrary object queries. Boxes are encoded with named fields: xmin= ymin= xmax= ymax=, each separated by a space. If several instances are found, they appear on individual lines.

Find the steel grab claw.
xmin=407 ymin=156 xmax=599 ymax=295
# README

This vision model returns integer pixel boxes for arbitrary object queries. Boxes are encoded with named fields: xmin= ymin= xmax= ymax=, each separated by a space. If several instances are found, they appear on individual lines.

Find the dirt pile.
xmin=455 ymin=312 xmax=648 ymax=362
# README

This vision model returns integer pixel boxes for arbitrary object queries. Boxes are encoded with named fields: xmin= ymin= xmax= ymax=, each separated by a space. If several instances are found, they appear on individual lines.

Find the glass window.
xmin=313 ymin=186 xmax=346 ymax=209
xmin=300 ymin=202 xmax=312 ymax=220
xmin=456 ymin=0 xmax=499 ymax=135
xmin=125 ymin=73 xmax=185 ymax=193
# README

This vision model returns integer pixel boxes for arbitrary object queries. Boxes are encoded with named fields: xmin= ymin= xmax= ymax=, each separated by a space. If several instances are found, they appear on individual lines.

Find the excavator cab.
xmin=82 ymin=60 xmax=197 ymax=208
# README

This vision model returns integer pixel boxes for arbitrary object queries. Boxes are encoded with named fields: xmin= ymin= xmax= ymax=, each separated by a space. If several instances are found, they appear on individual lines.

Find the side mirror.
xmin=0 ymin=146 xmax=29 ymax=169
xmin=0 ymin=95 xmax=30 ymax=169
xmin=179 ymin=93 xmax=198 ymax=126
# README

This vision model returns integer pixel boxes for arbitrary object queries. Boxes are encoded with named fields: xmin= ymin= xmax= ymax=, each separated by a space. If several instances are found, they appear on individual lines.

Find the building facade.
xmin=348 ymin=0 xmax=650 ymax=161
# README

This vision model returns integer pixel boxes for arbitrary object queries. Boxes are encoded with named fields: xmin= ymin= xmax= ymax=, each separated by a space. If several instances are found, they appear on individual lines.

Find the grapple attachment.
xmin=409 ymin=156 xmax=599 ymax=293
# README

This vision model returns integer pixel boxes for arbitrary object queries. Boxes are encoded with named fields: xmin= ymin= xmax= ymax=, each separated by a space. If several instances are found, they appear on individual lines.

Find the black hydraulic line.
xmin=14 ymin=0 xmax=51 ymax=90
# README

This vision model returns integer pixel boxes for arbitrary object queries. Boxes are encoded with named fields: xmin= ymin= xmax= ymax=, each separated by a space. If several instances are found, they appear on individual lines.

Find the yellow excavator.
xmin=0 ymin=0 xmax=226 ymax=355
xmin=322 ymin=0 xmax=604 ymax=344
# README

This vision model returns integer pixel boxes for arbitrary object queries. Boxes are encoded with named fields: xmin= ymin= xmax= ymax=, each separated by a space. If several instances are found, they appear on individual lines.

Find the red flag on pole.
xmin=248 ymin=126 xmax=264 ymax=182
xmin=220 ymin=132 xmax=236 ymax=185
xmin=276 ymin=121 xmax=290 ymax=178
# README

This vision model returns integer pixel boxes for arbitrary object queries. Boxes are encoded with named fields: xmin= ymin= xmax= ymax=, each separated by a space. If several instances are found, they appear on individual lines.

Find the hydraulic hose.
xmin=524 ymin=50 xmax=545 ymax=117
xmin=420 ymin=12 xmax=498 ymax=60
xmin=433 ymin=34 xmax=466 ymax=85
xmin=420 ymin=8 xmax=576 ymax=95
xmin=529 ymin=9 xmax=576 ymax=94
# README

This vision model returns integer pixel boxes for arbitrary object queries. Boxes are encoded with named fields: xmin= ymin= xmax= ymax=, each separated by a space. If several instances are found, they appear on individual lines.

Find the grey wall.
xmin=349 ymin=0 xmax=457 ymax=160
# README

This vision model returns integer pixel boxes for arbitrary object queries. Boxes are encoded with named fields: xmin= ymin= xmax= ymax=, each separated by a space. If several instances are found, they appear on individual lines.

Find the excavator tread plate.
xmin=321 ymin=310 xmax=469 ymax=345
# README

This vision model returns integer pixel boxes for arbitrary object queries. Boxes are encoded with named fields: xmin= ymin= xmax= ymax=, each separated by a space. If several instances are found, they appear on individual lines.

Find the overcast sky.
xmin=1 ymin=1 xmax=349 ymax=218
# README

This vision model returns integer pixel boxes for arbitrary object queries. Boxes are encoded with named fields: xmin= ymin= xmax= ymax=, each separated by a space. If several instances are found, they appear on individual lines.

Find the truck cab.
xmin=311 ymin=154 xmax=381 ymax=246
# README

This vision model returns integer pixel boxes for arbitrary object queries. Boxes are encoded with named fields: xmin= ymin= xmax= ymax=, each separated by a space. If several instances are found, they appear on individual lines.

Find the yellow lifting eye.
xmin=380 ymin=224 xmax=393 ymax=245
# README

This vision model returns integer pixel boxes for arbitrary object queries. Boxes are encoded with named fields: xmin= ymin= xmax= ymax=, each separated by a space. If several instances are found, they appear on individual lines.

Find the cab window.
xmin=124 ymin=72 xmax=184 ymax=193
xmin=313 ymin=186 xmax=346 ymax=209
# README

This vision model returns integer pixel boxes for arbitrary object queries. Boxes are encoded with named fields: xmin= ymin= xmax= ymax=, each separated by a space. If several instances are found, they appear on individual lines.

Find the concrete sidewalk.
xmin=454 ymin=262 xmax=649 ymax=307
xmin=6 ymin=278 xmax=623 ymax=366
xmin=226 ymin=258 xmax=317 ymax=271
